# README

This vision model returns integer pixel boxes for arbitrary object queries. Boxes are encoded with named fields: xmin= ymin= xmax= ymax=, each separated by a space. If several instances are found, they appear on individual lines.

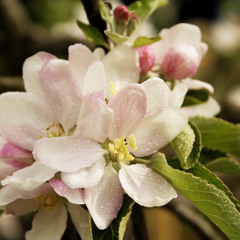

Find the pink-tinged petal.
xmin=68 ymin=204 xmax=91 ymax=240
xmin=50 ymin=179 xmax=84 ymax=204
xmin=167 ymin=83 xmax=188 ymax=110
xmin=0 ymin=183 xmax=52 ymax=205
xmin=83 ymin=61 xmax=106 ymax=100
xmin=142 ymin=77 xmax=171 ymax=114
xmin=33 ymin=136 xmax=105 ymax=172
xmin=74 ymin=96 xmax=113 ymax=142
xmin=0 ymin=142 xmax=32 ymax=158
xmin=25 ymin=202 xmax=67 ymax=240
xmin=1 ymin=161 xmax=57 ymax=190
xmin=0 ymin=135 xmax=7 ymax=151
xmin=108 ymin=84 xmax=147 ymax=139
xmin=161 ymin=43 xmax=200 ymax=79
xmin=181 ymin=97 xmax=220 ymax=117
xmin=0 ymin=92 xmax=52 ymax=151
xmin=69 ymin=44 xmax=96 ymax=97
xmin=23 ymin=52 xmax=56 ymax=97
xmin=61 ymin=157 xmax=105 ymax=189
xmin=103 ymin=43 xmax=140 ymax=86
xmin=39 ymin=59 xmax=81 ymax=133
xmin=180 ymin=78 xmax=214 ymax=94
xmin=133 ymin=109 xmax=188 ymax=157
xmin=137 ymin=46 xmax=156 ymax=74
xmin=119 ymin=164 xmax=177 ymax=207
xmin=3 ymin=159 xmax=31 ymax=169
xmin=85 ymin=164 xmax=123 ymax=230
xmin=0 ymin=159 xmax=19 ymax=181
xmin=5 ymin=199 xmax=37 ymax=216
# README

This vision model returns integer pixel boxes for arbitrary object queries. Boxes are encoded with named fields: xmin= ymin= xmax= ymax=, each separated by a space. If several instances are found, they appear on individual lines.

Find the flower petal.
xmin=181 ymin=97 xmax=220 ymax=117
xmin=85 ymin=164 xmax=123 ymax=230
xmin=74 ymin=96 xmax=113 ymax=142
xmin=0 ymin=183 xmax=52 ymax=205
xmin=49 ymin=179 xmax=84 ymax=204
xmin=5 ymin=199 xmax=37 ymax=216
xmin=119 ymin=164 xmax=177 ymax=207
xmin=61 ymin=157 xmax=105 ymax=189
xmin=141 ymin=77 xmax=171 ymax=114
xmin=33 ymin=136 xmax=105 ymax=172
xmin=108 ymin=84 xmax=147 ymax=139
xmin=39 ymin=59 xmax=81 ymax=132
xmin=133 ymin=109 xmax=188 ymax=157
xmin=103 ymin=43 xmax=140 ymax=86
xmin=1 ymin=161 xmax=57 ymax=190
xmin=0 ymin=142 xmax=32 ymax=158
xmin=23 ymin=52 xmax=56 ymax=97
xmin=25 ymin=202 xmax=67 ymax=240
xmin=0 ymin=92 xmax=52 ymax=151
xmin=68 ymin=204 xmax=91 ymax=240
xmin=68 ymin=44 xmax=96 ymax=97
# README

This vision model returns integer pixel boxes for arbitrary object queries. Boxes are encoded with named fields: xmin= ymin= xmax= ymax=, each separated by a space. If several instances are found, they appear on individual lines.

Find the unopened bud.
xmin=113 ymin=5 xmax=129 ymax=22
xmin=137 ymin=46 xmax=156 ymax=74
xmin=161 ymin=44 xmax=200 ymax=80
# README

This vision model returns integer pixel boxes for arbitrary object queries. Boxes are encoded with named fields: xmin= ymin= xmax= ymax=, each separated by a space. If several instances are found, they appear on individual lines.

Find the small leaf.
xmin=205 ymin=157 xmax=240 ymax=177
xmin=182 ymin=90 xmax=209 ymax=107
xmin=198 ymin=148 xmax=227 ymax=165
xmin=133 ymin=35 xmax=161 ymax=48
xmin=90 ymin=194 xmax=134 ymax=240
xmin=171 ymin=122 xmax=201 ymax=169
xmin=191 ymin=117 xmax=240 ymax=157
xmin=148 ymin=153 xmax=240 ymax=240
xmin=128 ymin=0 xmax=168 ymax=22
xmin=104 ymin=30 xmax=129 ymax=44
xmin=99 ymin=2 xmax=114 ymax=29
xmin=77 ymin=20 xmax=109 ymax=49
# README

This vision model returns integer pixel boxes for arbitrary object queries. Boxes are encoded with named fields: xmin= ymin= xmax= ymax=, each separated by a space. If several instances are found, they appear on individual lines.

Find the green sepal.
xmin=90 ymin=194 xmax=135 ymax=240
xmin=128 ymin=0 xmax=168 ymax=22
xmin=182 ymin=89 xmax=209 ymax=107
xmin=171 ymin=122 xmax=201 ymax=169
xmin=148 ymin=153 xmax=240 ymax=240
xmin=133 ymin=35 xmax=161 ymax=48
xmin=77 ymin=20 xmax=109 ymax=49
xmin=104 ymin=30 xmax=129 ymax=44
xmin=191 ymin=117 xmax=240 ymax=157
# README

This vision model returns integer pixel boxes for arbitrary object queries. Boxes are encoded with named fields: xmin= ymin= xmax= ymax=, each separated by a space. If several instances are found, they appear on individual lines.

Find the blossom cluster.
xmin=0 ymin=19 xmax=219 ymax=239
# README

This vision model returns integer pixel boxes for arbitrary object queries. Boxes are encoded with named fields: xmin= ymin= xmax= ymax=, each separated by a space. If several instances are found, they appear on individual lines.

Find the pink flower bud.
xmin=113 ymin=5 xmax=129 ymax=21
xmin=161 ymin=43 xmax=200 ymax=79
xmin=137 ymin=46 xmax=156 ymax=74
xmin=130 ymin=12 xmax=139 ymax=22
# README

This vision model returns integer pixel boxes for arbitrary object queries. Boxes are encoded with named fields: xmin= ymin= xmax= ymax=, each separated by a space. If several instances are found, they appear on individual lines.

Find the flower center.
xmin=36 ymin=193 xmax=60 ymax=211
xmin=40 ymin=122 xmax=64 ymax=138
xmin=107 ymin=81 xmax=122 ymax=96
xmin=108 ymin=134 xmax=137 ymax=162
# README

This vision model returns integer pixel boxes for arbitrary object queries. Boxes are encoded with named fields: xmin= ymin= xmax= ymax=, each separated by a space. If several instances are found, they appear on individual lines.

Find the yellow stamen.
xmin=36 ymin=193 xmax=60 ymax=211
xmin=41 ymin=122 xmax=64 ymax=138
xmin=107 ymin=81 xmax=121 ymax=96
xmin=108 ymin=135 xmax=137 ymax=162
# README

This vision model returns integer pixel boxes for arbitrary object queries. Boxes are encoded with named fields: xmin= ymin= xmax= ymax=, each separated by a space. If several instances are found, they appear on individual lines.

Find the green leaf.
xmin=133 ymin=35 xmax=161 ymax=48
xmin=104 ymin=30 xmax=129 ymax=44
xmin=77 ymin=20 xmax=109 ymax=49
xmin=182 ymin=90 xmax=209 ymax=107
xmin=171 ymin=122 xmax=201 ymax=169
xmin=148 ymin=153 xmax=240 ymax=240
xmin=191 ymin=117 xmax=240 ymax=157
xmin=128 ymin=0 xmax=168 ymax=22
xmin=90 ymin=195 xmax=135 ymax=240
xmin=198 ymin=148 xmax=227 ymax=165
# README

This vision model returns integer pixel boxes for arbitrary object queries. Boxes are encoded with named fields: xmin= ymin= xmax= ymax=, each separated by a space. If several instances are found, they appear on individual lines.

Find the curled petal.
xmin=85 ymin=164 xmax=123 ymax=230
xmin=50 ymin=179 xmax=84 ymax=204
xmin=119 ymin=164 xmax=177 ymax=207
xmin=61 ymin=157 xmax=105 ymax=189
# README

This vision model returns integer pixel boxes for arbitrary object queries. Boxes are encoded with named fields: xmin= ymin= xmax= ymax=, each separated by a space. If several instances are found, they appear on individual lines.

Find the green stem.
xmin=132 ymin=157 xmax=149 ymax=165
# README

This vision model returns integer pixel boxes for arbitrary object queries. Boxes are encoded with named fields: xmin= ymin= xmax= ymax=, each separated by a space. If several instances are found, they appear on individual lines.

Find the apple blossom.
xmin=152 ymin=23 xmax=208 ymax=80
